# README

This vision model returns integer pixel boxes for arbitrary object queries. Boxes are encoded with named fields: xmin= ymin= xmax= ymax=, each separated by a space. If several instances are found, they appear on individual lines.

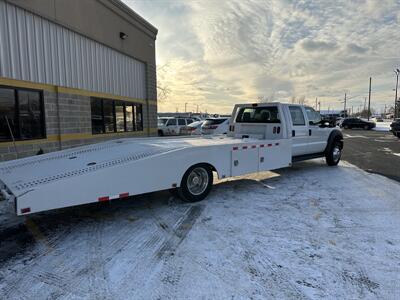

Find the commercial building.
xmin=0 ymin=0 xmax=158 ymax=161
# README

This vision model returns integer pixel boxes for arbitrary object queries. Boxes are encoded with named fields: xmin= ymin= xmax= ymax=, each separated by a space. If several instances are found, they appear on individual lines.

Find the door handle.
xmin=309 ymin=129 xmax=312 ymax=136
xmin=292 ymin=130 xmax=295 ymax=137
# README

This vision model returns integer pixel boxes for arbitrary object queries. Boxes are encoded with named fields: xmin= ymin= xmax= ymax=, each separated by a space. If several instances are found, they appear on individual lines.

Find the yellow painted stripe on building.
xmin=0 ymin=77 xmax=157 ymax=106
xmin=0 ymin=128 xmax=158 ymax=147
xmin=0 ymin=135 xmax=59 ymax=148
xmin=0 ymin=77 xmax=57 ymax=92
xmin=58 ymin=130 xmax=154 ymax=141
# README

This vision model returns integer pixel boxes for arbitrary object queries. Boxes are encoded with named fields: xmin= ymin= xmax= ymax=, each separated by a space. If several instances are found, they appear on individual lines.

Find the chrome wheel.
xmin=187 ymin=167 xmax=209 ymax=196
xmin=332 ymin=145 xmax=341 ymax=162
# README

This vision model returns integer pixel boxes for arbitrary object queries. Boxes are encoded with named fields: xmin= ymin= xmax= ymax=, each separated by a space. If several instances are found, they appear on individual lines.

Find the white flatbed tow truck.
xmin=0 ymin=103 xmax=343 ymax=215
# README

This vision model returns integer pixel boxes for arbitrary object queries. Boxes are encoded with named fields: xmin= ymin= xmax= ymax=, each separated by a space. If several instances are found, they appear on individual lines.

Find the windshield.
xmin=203 ymin=118 xmax=227 ymax=126
xmin=158 ymin=118 xmax=169 ymax=126
xmin=188 ymin=121 xmax=203 ymax=128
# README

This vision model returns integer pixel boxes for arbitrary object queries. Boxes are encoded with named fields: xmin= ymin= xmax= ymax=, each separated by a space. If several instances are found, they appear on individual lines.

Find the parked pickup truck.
xmin=0 ymin=103 xmax=343 ymax=215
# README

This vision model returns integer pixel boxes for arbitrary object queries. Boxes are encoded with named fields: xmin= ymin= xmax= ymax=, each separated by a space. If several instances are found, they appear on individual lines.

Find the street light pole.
xmin=367 ymin=77 xmax=372 ymax=121
xmin=343 ymin=93 xmax=347 ymax=117
xmin=396 ymin=71 xmax=399 ymax=118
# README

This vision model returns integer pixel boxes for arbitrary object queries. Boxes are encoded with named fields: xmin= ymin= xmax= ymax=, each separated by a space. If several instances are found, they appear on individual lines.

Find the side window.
xmin=178 ymin=119 xmax=186 ymax=126
xmin=187 ymin=118 xmax=193 ymax=124
xmin=90 ymin=98 xmax=142 ymax=134
xmin=167 ymin=119 xmax=176 ymax=126
xmin=289 ymin=106 xmax=305 ymax=126
xmin=305 ymin=107 xmax=322 ymax=125
xmin=235 ymin=106 xmax=280 ymax=123
xmin=0 ymin=87 xmax=45 ymax=141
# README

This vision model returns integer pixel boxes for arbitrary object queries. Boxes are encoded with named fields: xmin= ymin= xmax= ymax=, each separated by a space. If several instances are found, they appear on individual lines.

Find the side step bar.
xmin=292 ymin=152 xmax=325 ymax=162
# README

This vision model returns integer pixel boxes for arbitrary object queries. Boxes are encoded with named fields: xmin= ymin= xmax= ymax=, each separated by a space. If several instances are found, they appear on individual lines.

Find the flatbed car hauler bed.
xmin=0 ymin=103 xmax=343 ymax=215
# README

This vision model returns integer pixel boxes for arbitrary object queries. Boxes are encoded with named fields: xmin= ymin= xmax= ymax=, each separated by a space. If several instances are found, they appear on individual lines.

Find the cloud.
xmin=125 ymin=0 xmax=400 ymax=113
xmin=301 ymin=40 xmax=338 ymax=52
xmin=347 ymin=43 xmax=369 ymax=54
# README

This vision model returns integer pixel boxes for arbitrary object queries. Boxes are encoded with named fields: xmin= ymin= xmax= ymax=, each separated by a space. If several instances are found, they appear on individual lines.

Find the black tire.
xmin=344 ymin=125 xmax=350 ymax=129
xmin=325 ymin=139 xmax=342 ymax=166
xmin=169 ymin=188 xmax=179 ymax=197
xmin=178 ymin=164 xmax=213 ymax=202
xmin=158 ymin=130 xmax=164 ymax=137
xmin=396 ymin=132 xmax=400 ymax=138
xmin=364 ymin=125 xmax=369 ymax=130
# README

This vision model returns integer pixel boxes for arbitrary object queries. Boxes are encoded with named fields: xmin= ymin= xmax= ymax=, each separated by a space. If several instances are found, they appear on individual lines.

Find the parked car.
xmin=201 ymin=118 xmax=229 ymax=135
xmin=340 ymin=118 xmax=376 ymax=130
xmin=186 ymin=120 xmax=204 ymax=135
xmin=158 ymin=117 xmax=194 ymax=136
xmin=390 ymin=118 xmax=400 ymax=138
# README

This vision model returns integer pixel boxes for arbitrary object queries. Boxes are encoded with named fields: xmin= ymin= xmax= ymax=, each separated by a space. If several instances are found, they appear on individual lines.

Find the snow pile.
xmin=0 ymin=160 xmax=399 ymax=299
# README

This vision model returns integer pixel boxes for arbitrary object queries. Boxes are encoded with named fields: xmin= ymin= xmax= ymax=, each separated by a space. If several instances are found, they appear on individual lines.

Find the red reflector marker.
xmin=268 ymin=144 xmax=272 ymax=147
xmin=98 ymin=196 xmax=110 ymax=202
xmin=251 ymin=145 xmax=256 ymax=149
xmin=21 ymin=207 xmax=31 ymax=214
xmin=119 ymin=192 xmax=129 ymax=198
xmin=260 ymin=144 xmax=265 ymax=148
xmin=242 ymin=146 xmax=248 ymax=149
xmin=233 ymin=146 xmax=239 ymax=151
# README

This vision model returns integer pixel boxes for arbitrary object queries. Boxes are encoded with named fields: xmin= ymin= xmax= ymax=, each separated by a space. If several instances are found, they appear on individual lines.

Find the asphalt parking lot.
xmin=1 ymin=160 xmax=400 ymax=299
xmin=342 ymin=130 xmax=400 ymax=182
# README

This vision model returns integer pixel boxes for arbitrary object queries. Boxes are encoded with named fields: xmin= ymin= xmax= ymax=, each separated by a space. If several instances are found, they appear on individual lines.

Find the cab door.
xmin=304 ymin=107 xmax=329 ymax=153
xmin=288 ymin=105 xmax=309 ymax=156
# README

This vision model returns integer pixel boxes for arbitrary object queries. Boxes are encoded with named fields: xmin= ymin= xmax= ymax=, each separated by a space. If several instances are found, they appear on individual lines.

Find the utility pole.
xmin=315 ymin=98 xmax=318 ymax=110
xmin=368 ymin=77 xmax=372 ymax=120
xmin=395 ymin=69 xmax=399 ymax=119
xmin=364 ymin=97 xmax=367 ymax=112
xmin=184 ymin=102 xmax=188 ymax=113
xmin=343 ymin=93 xmax=347 ymax=117
xmin=196 ymin=104 xmax=199 ymax=114
xmin=318 ymin=101 xmax=321 ymax=111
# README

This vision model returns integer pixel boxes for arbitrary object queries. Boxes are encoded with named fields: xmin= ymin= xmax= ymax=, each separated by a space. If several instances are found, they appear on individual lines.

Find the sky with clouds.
xmin=124 ymin=0 xmax=400 ymax=114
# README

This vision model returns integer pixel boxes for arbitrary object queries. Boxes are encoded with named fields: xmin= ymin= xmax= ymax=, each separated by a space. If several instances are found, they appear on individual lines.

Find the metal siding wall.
xmin=0 ymin=0 xmax=146 ymax=100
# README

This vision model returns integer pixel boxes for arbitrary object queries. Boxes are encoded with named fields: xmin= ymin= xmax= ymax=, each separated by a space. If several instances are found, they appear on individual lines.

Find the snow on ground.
xmin=373 ymin=122 xmax=392 ymax=132
xmin=1 ymin=160 xmax=400 ymax=299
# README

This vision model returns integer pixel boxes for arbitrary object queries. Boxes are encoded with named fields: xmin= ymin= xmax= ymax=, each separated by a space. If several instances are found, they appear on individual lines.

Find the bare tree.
xmin=157 ymin=85 xmax=170 ymax=102
xmin=297 ymin=96 xmax=306 ymax=105
xmin=257 ymin=94 xmax=275 ymax=103
xmin=156 ymin=63 xmax=171 ymax=102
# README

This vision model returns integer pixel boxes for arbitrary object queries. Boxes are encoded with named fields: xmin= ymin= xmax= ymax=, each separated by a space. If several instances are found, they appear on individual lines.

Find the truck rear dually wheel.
xmin=178 ymin=164 xmax=213 ymax=202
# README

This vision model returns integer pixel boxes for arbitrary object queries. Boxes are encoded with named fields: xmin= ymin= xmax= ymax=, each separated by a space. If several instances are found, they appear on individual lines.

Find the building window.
xmin=0 ymin=87 xmax=45 ymax=142
xmin=90 ymin=97 xmax=143 ymax=134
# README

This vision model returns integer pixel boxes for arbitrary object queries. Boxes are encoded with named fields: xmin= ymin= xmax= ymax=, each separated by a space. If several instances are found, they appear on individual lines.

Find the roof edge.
xmin=108 ymin=0 xmax=158 ymax=36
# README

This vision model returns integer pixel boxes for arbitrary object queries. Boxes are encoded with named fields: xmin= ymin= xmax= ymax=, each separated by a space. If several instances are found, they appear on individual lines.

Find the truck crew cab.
xmin=0 ymin=103 xmax=343 ymax=215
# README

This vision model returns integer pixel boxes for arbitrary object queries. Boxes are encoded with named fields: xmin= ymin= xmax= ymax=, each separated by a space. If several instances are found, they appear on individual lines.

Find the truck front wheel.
xmin=178 ymin=164 xmax=213 ymax=202
xmin=325 ymin=140 xmax=342 ymax=166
